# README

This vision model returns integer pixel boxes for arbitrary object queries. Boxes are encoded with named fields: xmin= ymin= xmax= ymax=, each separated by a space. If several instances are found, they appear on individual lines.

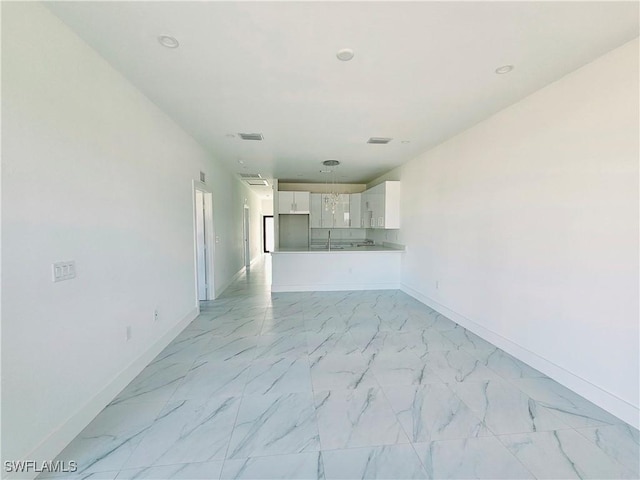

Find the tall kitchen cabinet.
xmin=278 ymin=191 xmax=310 ymax=214
xmin=362 ymin=181 xmax=400 ymax=229
xmin=278 ymin=191 xmax=311 ymax=249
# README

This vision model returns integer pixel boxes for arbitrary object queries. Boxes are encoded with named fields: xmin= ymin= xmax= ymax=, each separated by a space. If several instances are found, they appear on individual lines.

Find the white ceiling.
xmin=47 ymin=1 xmax=638 ymax=196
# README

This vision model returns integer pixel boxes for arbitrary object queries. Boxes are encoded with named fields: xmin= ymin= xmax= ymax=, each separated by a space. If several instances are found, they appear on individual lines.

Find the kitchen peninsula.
xmin=273 ymin=180 xmax=403 ymax=292
xmin=271 ymin=243 xmax=404 ymax=292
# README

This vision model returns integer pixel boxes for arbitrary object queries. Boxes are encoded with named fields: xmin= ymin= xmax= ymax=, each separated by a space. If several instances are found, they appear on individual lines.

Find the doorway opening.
xmin=193 ymin=181 xmax=215 ymax=302
xmin=243 ymin=205 xmax=250 ymax=268
xmin=263 ymin=216 xmax=274 ymax=253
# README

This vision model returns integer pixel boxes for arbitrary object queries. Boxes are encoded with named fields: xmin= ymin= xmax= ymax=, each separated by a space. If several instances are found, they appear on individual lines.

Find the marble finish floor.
xmin=45 ymin=256 xmax=639 ymax=479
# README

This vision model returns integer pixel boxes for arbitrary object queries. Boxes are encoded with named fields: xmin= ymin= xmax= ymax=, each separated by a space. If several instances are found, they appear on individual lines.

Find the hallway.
xmin=46 ymin=255 xmax=639 ymax=479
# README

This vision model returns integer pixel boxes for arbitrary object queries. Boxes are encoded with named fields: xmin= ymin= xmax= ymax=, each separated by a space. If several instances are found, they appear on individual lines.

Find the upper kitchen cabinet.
xmin=361 ymin=191 xmax=370 ymax=228
xmin=363 ymin=181 xmax=400 ymax=229
xmin=350 ymin=193 xmax=362 ymax=228
xmin=320 ymin=194 xmax=333 ymax=228
xmin=333 ymin=194 xmax=351 ymax=228
xmin=278 ymin=191 xmax=310 ymax=214
xmin=310 ymin=193 xmax=322 ymax=227
xmin=318 ymin=194 xmax=351 ymax=228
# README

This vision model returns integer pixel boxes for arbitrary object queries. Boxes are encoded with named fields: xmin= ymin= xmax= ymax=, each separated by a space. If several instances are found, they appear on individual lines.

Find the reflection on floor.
xmin=44 ymin=255 xmax=639 ymax=479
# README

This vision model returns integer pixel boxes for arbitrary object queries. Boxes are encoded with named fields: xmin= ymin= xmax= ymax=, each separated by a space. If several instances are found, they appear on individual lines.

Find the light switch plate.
xmin=53 ymin=261 xmax=76 ymax=282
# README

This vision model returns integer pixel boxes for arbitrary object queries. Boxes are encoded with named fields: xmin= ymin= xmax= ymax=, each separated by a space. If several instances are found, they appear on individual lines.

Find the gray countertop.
xmin=273 ymin=244 xmax=404 ymax=254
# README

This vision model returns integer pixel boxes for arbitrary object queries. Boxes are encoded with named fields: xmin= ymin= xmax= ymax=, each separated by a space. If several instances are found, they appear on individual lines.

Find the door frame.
xmin=192 ymin=180 xmax=216 ymax=303
xmin=243 ymin=204 xmax=251 ymax=268
xmin=263 ymin=215 xmax=274 ymax=253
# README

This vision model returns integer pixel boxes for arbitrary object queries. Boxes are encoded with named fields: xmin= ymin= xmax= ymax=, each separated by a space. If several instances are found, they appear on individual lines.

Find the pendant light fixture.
xmin=322 ymin=160 xmax=341 ymax=214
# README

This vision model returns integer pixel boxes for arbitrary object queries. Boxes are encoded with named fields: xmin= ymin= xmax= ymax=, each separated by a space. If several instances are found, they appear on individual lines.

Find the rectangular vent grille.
xmin=238 ymin=133 xmax=263 ymax=141
xmin=239 ymin=173 xmax=262 ymax=179
xmin=246 ymin=179 xmax=269 ymax=186
xmin=367 ymin=137 xmax=393 ymax=144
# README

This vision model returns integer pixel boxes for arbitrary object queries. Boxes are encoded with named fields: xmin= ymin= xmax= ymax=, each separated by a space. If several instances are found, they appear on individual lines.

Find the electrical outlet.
xmin=125 ymin=326 xmax=132 ymax=341
xmin=154 ymin=309 xmax=159 ymax=322
xmin=436 ymin=280 xmax=440 ymax=289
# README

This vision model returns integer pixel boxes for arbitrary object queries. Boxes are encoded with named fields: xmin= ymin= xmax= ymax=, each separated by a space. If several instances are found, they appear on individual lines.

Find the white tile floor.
xmin=44 ymin=255 xmax=639 ymax=479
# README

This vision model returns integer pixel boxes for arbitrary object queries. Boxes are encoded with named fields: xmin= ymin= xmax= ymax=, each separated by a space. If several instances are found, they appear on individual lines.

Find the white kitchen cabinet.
xmin=350 ymin=193 xmax=361 ymax=228
xmin=320 ymin=194 xmax=333 ymax=227
xmin=278 ymin=191 xmax=293 ymax=214
xmin=310 ymin=193 xmax=322 ymax=228
xmin=295 ymin=191 xmax=310 ymax=213
xmin=367 ymin=184 xmax=381 ymax=228
xmin=361 ymin=191 xmax=371 ymax=228
xmin=334 ymin=194 xmax=351 ymax=228
xmin=362 ymin=187 xmax=378 ymax=228
xmin=278 ymin=191 xmax=310 ymax=214
xmin=319 ymin=194 xmax=351 ymax=228
xmin=362 ymin=181 xmax=400 ymax=229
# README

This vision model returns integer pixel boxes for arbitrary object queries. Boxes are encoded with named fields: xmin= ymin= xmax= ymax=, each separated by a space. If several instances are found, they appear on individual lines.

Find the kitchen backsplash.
xmin=310 ymin=228 xmax=401 ymax=245
xmin=366 ymin=228 xmax=400 ymax=245
xmin=310 ymin=228 xmax=367 ymax=241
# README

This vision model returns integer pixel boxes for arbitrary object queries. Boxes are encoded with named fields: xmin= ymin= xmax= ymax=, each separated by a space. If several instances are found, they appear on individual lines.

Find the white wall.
xmin=1 ymin=3 xmax=262 ymax=469
xmin=384 ymin=38 xmax=639 ymax=426
xmin=261 ymin=199 xmax=274 ymax=216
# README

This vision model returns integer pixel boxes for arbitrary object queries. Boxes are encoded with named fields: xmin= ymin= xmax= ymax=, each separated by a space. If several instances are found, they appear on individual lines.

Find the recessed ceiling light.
xmin=495 ymin=64 xmax=514 ymax=74
xmin=401 ymin=140 xmax=410 ymax=144
xmin=322 ymin=160 xmax=340 ymax=167
xmin=158 ymin=35 xmax=179 ymax=49
xmin=237 ymin=159 xmax=244 ymax=164
xmin=226 ymin=134 xmax=236 ymax=138
xmin=336 ymin=48 xmax=355 ymax=61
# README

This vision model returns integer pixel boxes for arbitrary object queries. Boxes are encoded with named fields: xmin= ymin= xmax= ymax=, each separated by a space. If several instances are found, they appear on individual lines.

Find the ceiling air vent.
xmin=239 ymin=173 xmax=262 ymax=179
xmin=238 ymin=133 xmax=263 ymax=141
xmin=367 ymin=137 xmax=393 ymax=144
xmin=246 ymin=179 xmax=269 ymax=186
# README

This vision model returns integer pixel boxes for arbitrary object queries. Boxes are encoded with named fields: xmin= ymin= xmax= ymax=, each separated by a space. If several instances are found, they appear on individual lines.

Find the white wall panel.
xmin=1 ymin=3 xmax=262 ymax=468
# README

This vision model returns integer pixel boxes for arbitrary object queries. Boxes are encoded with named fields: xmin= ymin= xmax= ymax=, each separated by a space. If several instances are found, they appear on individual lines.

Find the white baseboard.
xmin=401 ymin=283 xmax=639 ymax=429
xmin=271 ymin=282 xmax=400 ymax=292
xmin=8 ymin=307 xmax=200 ymax=480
